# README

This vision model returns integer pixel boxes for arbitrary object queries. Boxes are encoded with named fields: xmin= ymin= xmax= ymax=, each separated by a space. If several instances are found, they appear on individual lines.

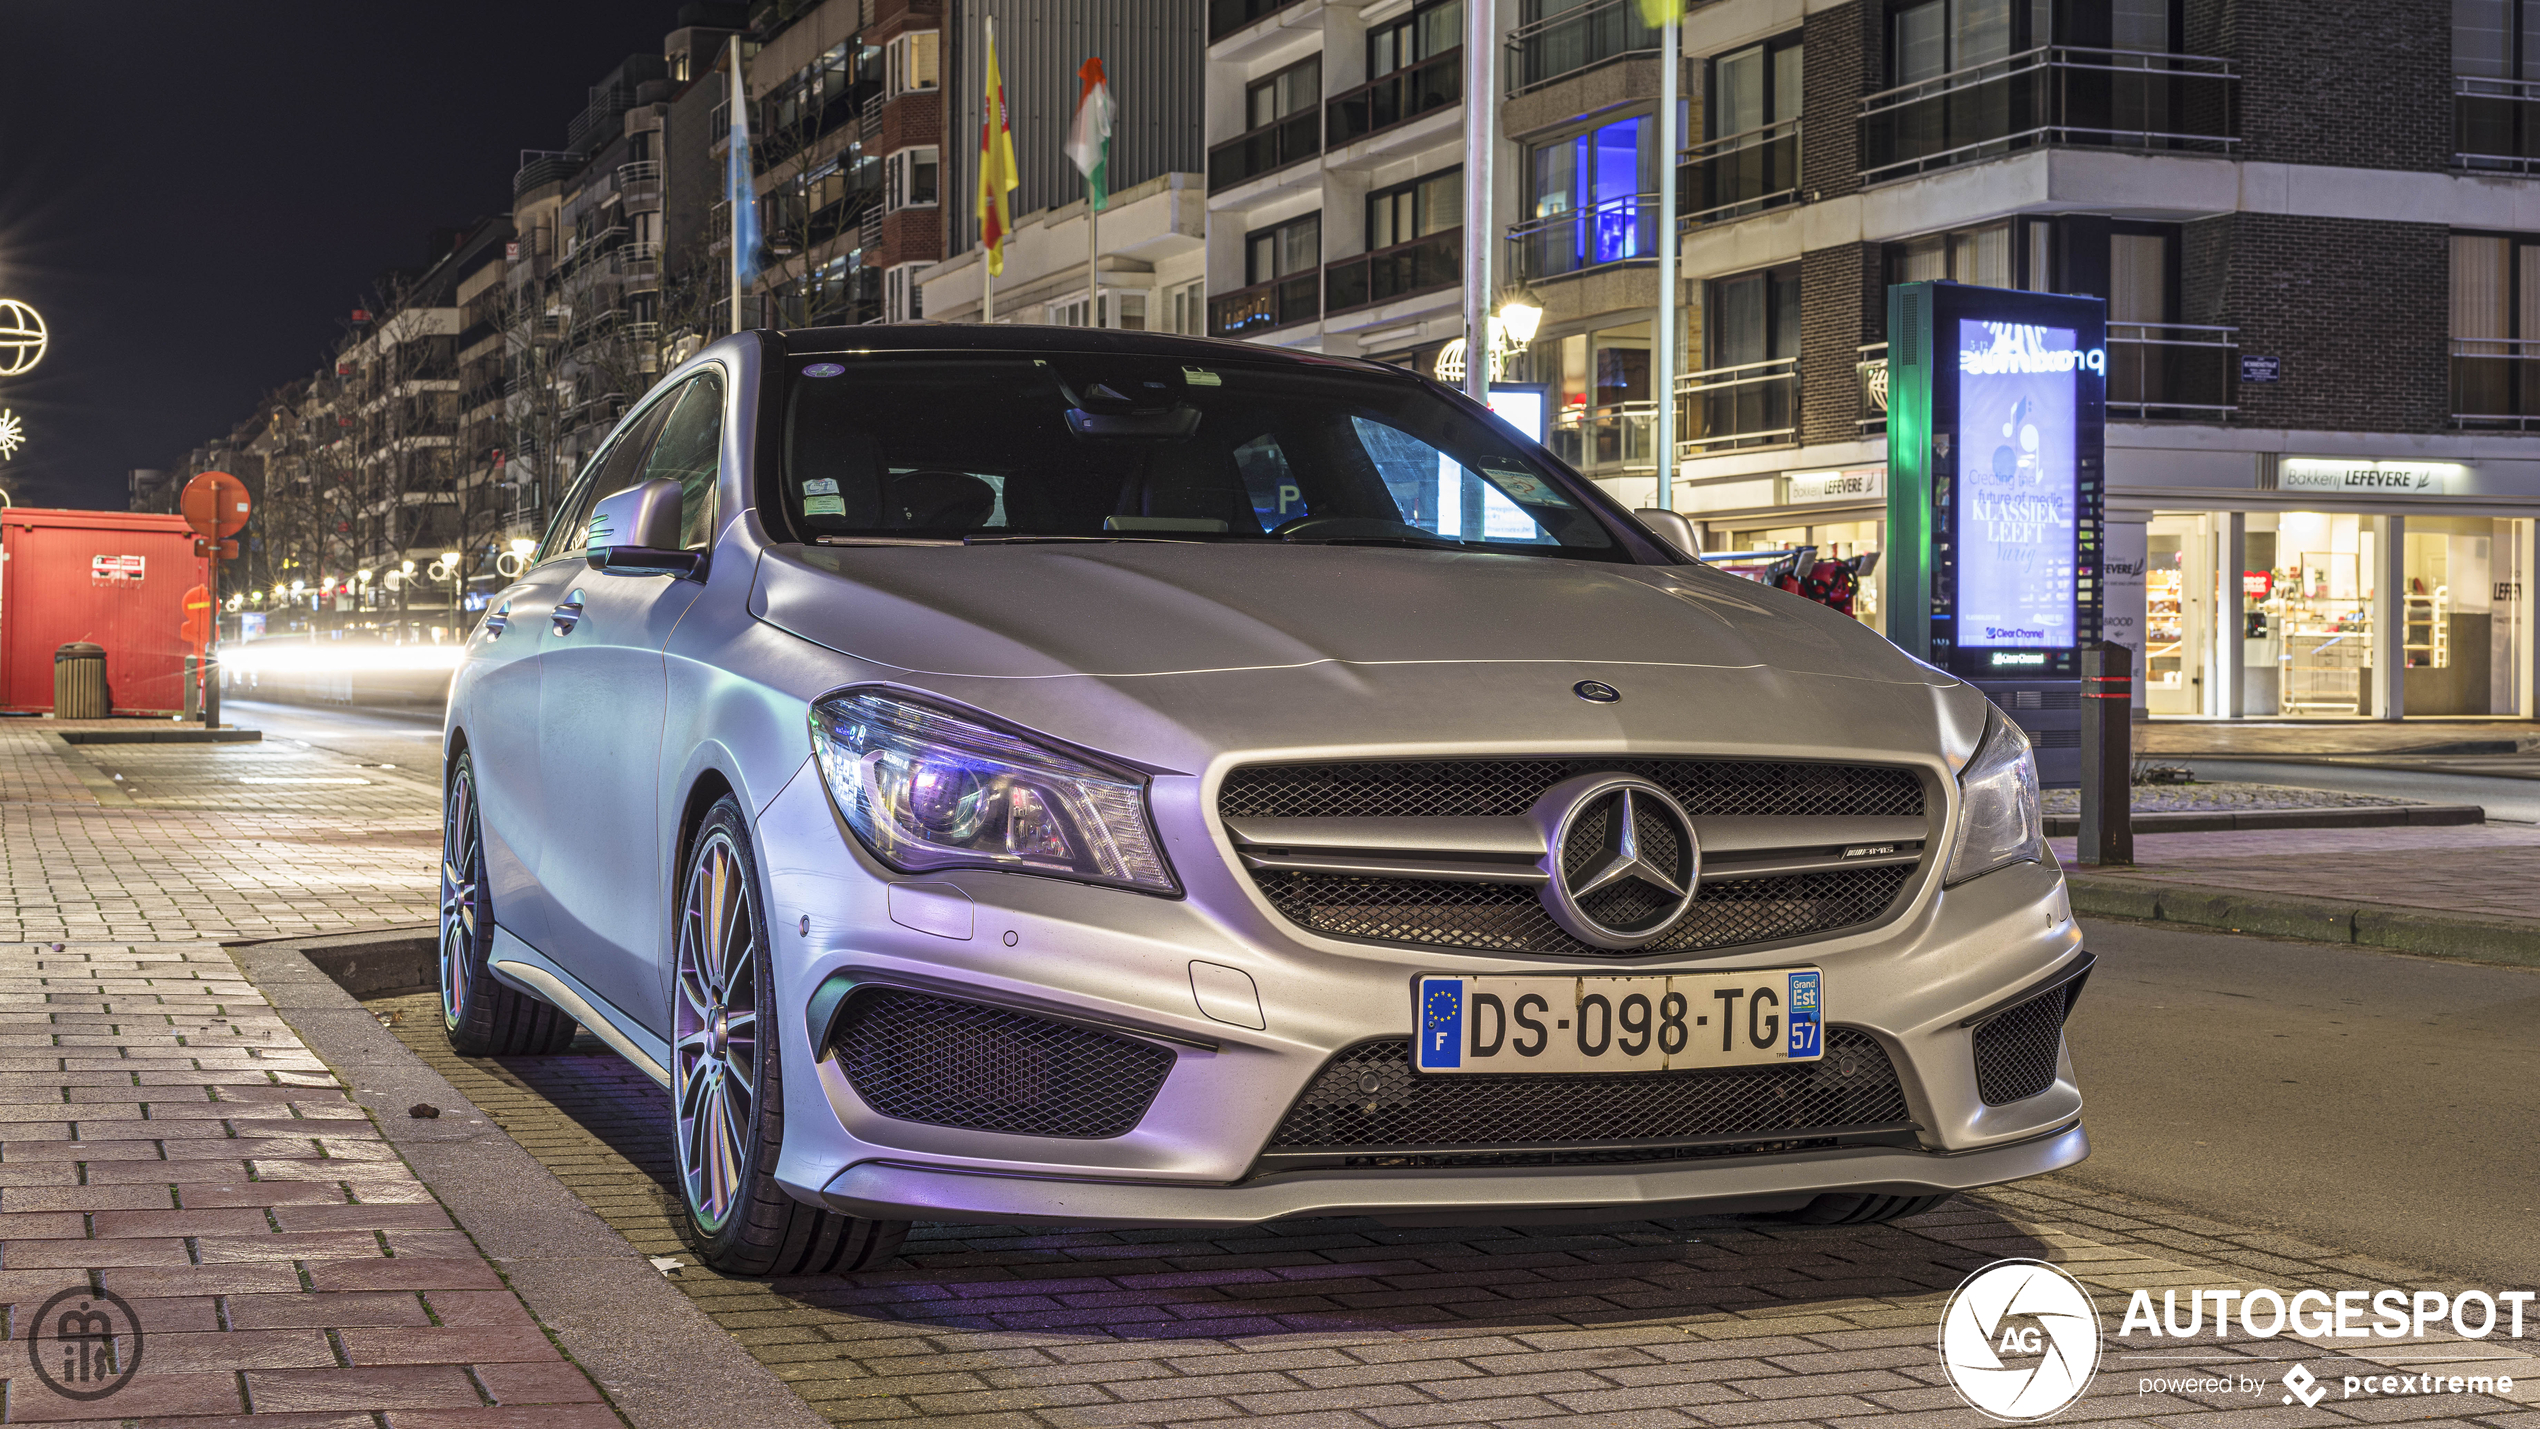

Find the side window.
xmin=1349 ymin=416 xmax=1558 ymax=544
xmin=537 ymin=398 xmax=672 ymax=563
xmin=639 ymin=372 xmax=726 ymax=547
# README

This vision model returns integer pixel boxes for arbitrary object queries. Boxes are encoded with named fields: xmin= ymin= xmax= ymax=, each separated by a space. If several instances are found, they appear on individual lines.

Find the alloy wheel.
xmin=674 ymin=827 xmax=761 ymax=1233
xmin=439 ymin=764 xmax=483 ymax=1033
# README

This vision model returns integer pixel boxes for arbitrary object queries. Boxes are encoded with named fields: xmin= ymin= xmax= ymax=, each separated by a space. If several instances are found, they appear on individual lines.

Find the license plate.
xmin=1414 ymin=970 xmax=1822 ymax=1074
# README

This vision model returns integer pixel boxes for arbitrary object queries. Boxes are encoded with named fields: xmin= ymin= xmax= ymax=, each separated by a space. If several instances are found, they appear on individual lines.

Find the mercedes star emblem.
xmin=1528 ymin=774 xmax=1701 ymax=950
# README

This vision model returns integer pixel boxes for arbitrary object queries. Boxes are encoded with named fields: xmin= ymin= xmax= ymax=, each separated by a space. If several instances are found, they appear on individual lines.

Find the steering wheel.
xmin=1272 ymin=515 xmax=1444 ymax=541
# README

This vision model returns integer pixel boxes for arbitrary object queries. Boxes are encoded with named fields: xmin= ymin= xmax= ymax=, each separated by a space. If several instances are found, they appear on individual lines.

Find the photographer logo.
xmin=1940 ymin=1259 xmax=2103 ymax=1422
xmin=28 ymin=1286 xmax=144 ymax=1402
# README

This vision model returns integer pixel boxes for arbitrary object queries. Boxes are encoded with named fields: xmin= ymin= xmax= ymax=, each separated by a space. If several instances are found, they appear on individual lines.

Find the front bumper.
xmin=754 ymin=751 xmax=2088 ymax=1224
xmin=814 ymin=1122 xmax=2089 ymax=1228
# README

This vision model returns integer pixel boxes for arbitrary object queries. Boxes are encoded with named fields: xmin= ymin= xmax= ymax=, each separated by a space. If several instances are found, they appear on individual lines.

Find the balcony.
xmin=1550 ymin=399 xmax=1656 ymax=473
xmin=1210 ymin=273 xmax=1321 ymax=338
xmin=2451 ymin=337 xmax=2540 ymax=428
xmin=1208 ymin=110 xmax=1320 ymax=194
xmin=1506 ymin=197 xmax=1655 ymax=282
xmin=2456 ymin=75 xmax=2540 ymax=171
xmin=1856 ymin=343 xmax=1888 ymax=434
xmin=1682 ymin=118 xmax=1801 ymax=227
xmin=1507 ymin=0 xmax=1655 ymax=97
xmin=1326 ymin=51 xmax=1460 ymax=147
xmin=1859 ymin=45 xmax=2237 ymax=184
xmin=1327 ymin=228 xmax=1462 ymax=314
xmin=1675 ymin=356 xmax=1798 ymax=455
xmin=1210 ymin=0 xmax=1308 ymax=43
xmin=618 ymin=159 xmax=663 ymax=191
xmin=2109 ymin=322 xmax=2237 ymax=421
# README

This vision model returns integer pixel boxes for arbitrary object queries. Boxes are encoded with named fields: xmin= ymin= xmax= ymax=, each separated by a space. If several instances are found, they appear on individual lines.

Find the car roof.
xmin=776 ymin=322 xmax=1412 ymax=378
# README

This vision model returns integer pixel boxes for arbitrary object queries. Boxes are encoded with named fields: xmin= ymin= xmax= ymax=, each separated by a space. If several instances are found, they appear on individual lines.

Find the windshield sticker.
xmin=1182 ymin=367 xmax=1223 ymax=387
xmin=802 ymin=478 xmax=839 ymax=496
xmin=801 ymin=362 xmax=846 ymax=378
xmin=802 ymin=494 xmax=847 ymax=516
xmin=1485 ymin=467 xmax=1573 ymax=506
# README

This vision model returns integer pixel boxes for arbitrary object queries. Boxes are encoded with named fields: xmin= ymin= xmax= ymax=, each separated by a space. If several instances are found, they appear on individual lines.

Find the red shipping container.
xmin=1 ymin=509 xmax=210 ymax=715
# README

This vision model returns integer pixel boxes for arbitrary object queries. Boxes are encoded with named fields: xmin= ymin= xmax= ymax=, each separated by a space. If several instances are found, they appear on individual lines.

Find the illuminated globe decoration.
xmin=0 ymin=410 xmax=20 ymax=461
xmin=1937 ymin=1259 xmax=2102 ymax=1422
xmin=0 ymin=299 xmax=47 ymax=377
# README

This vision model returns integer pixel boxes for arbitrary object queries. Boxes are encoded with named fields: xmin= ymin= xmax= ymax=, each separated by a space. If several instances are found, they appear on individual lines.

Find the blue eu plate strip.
xmin=1418 ymin=977 xmax=1462 ymax=1069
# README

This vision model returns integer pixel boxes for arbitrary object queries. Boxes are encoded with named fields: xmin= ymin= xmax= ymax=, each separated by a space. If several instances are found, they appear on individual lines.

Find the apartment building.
xmin=924 ymin=0 xmax=1208 ymax=328
xmin=1635 ymin=0 xmax=2540 ymax=722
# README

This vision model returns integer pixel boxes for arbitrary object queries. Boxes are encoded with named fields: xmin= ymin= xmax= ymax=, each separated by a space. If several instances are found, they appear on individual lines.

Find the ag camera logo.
xmin=1939 ymin=1259 xmax=2103 ymax=1421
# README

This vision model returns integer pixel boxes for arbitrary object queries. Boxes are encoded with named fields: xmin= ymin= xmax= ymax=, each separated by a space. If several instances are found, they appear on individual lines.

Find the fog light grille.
xmin=1971 ymin=982 xmax=2080 ymax=1106
xmin=831 ymin=988 xmax=1173 ymax=1139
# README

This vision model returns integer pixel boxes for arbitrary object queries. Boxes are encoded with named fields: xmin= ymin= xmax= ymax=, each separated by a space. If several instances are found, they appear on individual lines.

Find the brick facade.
xmin=2184 ymin=212 xmax=2452 ymax=434
xmin=877 ymin=87 xmax=941 ymax=158
xmin=1799 ymin=1 xmax=1875 ymax=204
xmin=2194 ymin=0 xmax=2451 ymax=171
xmin=1798 ymin=243 xmax=1882 ymax=445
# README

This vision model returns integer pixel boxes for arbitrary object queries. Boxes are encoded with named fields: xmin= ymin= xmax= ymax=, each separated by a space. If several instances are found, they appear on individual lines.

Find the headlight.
xmin=810 ymin=690 xmax=1176 ymax=894
xmin=1945 ymin=707 xmax=2043 ymax=885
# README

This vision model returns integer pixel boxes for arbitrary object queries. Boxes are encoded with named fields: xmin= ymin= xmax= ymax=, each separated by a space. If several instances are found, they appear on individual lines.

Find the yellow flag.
xmin=977 ymin=26 xmax=1020 ymax=276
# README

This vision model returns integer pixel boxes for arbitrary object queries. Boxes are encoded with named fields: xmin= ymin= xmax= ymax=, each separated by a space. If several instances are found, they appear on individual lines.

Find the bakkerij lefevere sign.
xmin=1884 ymin=282 xmax=2105 ymax=783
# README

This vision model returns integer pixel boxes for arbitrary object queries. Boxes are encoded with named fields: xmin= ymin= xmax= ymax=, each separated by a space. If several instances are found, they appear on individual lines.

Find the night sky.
xmin=0 ymin=2 xmax=686 ymax=510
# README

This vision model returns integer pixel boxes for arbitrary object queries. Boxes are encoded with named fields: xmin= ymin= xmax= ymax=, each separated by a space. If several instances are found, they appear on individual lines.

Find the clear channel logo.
xmin=1938 ymin=1259 xmax=2104 ymax=1422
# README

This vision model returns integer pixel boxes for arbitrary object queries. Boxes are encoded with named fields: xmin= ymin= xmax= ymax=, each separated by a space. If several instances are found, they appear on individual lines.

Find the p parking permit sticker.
xmin=1485 ymin=466 xmax=1572 ymax=506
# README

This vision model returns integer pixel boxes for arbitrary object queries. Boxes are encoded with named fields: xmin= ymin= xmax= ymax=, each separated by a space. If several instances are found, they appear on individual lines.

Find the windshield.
xmin=776 ymin=352 xmax=1621 ymax=559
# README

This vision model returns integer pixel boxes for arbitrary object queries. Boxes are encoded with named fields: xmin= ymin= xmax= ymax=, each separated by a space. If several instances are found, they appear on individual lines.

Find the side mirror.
xmin=1633 ymin=508 xmax=1703 ymax=561
xmin=587 ymin=478 xmax=704 ymax=579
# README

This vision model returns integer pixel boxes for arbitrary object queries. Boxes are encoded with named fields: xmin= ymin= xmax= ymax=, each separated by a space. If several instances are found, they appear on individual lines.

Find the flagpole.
xmin=1653 ymin=8 xmax=1679 ymax=511
xmin=1088 ymin=193 xmax=1100 ymax=326
xmin=1460 ymin=0 xmax=1493 ymax=405
xmin=730 ymin=37 xmax=744 ymax=336
xmin=981 ymin=14 xmax=997 ymax=325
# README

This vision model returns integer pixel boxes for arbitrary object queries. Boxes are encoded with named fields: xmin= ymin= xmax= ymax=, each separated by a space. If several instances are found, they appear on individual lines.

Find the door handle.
xmin=484 ymin=601 xmax=511 ymax=638
xmin=552 ymin=592 xmax=585 ymax=636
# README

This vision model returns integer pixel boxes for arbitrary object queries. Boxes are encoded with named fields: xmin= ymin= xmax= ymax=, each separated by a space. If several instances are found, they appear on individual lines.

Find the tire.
xmin=441 ymin=749 xmax=578 ymax=1056
xmin=673 ymin=796 xmax=907 ymax=1276
xmin=1781 ymin=1192 xmax=1953 ymax=1226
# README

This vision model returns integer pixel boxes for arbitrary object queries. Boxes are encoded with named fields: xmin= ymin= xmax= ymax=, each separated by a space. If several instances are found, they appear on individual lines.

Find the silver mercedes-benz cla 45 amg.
xmin=440 ymin=324 xmax=2087 ymax=1276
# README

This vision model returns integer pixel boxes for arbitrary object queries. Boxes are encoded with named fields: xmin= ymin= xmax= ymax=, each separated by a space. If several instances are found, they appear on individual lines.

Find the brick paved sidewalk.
xmin=2051 ymin=822 xmax=2540 ymax=925
xmin=0 ymin=942 xmax=612 ymax=1426
xmin=0 ymin=725 xmax=439 ymax=944
xmin=366 ymin=988 xmax=2540 ymax=1429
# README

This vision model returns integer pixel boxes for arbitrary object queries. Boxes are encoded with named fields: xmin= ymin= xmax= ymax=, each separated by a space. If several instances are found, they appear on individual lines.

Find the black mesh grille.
xmin=1254 ymin=864 xmax=1914 ymax=957
xmin=1972 ymin=984 xmax=2077 ymax=1106
xmin=1221 ymin=758 xmax=1926 ymax=821
xmin=832 ymin=989 xmax=1174 ymax=1139
xmin=1268 ymin=1026 xmax=1910 ymax=1166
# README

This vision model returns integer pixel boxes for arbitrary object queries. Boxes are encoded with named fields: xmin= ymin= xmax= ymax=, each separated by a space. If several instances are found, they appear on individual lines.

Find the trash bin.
xmin=54 ymin=642 xmax=107 ymax=719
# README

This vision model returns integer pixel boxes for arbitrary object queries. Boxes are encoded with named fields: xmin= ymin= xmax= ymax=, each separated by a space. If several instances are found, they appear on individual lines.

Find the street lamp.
xmin=1495 ymin=288 xmax=1544 ymax=350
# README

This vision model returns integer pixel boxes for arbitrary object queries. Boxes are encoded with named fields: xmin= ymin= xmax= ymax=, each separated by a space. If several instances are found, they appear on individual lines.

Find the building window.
xmin=1368 ymin=169 xmax=1460 ymax=250
xmin=1368 ymin=0 xmax=1460 ymax=78
xmin=886 ymin=32 xmax=940 ymax=97
xmin=2453 ymin=231 xmax=2540 ymax=421
xmin=1246 ymin=213 xmax=1321 ymax=285
xmin=1711 ymin=32 xmax=1801 ymax=142
xmin=1686 ymin=265 xmax=1799 ymax=450
xmin=885 ymin=147 xmax=939 ymax=211
xmin=1246 ymin=57 xmax=1321 ymax=131
xmin=1165 ymin=279 xmax=1205 ymax=334
xmin=2459 ymin=0 xmax=2540 ymax=167
xmin=886 ymin=265 xmax=924 ymax=323
xmin=1890 ymin=0 xmax=2049 ymax=83
xmin=1517 ymin=115 xmax=1653 ymax=277
xmin=1886 ymin=218 xmax=2053 ymax=290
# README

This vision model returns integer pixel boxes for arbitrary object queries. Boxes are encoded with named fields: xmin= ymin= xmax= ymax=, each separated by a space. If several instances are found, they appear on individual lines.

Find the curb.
xmin=226 ymin=927 xmax=832 ymax=1429
xmin=2041 ymin=803 xmax=2484 ymax=837
xmin=2066 ymin=875 xmax=2540 ymax=968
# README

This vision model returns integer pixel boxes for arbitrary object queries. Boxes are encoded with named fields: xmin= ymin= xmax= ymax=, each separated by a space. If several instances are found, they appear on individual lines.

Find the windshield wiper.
xmin=960 ymin=534 xmax=1208 ymax=545
xmin=1279 ymin=535 xmax=1468 ymax=551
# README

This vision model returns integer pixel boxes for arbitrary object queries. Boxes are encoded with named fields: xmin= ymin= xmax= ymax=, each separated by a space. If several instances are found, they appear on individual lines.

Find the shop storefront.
xmin=1666 ymin=452 xmax=2540 ymax=721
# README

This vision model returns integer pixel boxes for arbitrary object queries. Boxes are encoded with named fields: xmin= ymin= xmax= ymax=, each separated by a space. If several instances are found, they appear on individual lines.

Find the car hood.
xmin=754 ymin=540 xmax=1945 ymax=687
